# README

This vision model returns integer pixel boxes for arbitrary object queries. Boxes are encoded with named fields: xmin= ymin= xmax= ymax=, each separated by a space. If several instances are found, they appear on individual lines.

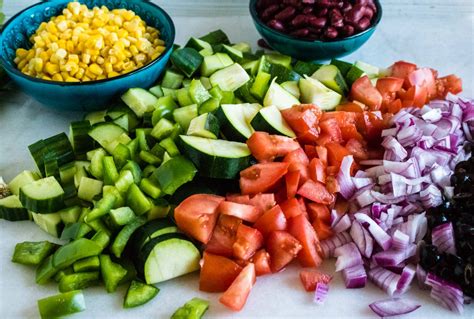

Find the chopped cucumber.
xmin=251 ymin=105 xmax=296 ymax=137
xmin=173 ymin=104 xmax=199 ymax=132
xmin=299 ymin=76 xmax=342 ymax=111
xmin=0 ymin=195 xmax=29 ymax=221
xmin=264 ymin=78 xmax=300 ymax=110
xmin=131 ymin=219 xmax=178 ymax=252
xmin=215 ymin=103 xmax=261 ymax=141
xmin=187 ymin=112 xmax=221 ymax=139
xmin=189 ymin=79 xmax=212 ymax=105
xmin=20 ymin=177 xmax=64 ymax=214
xmin=354 ymin=60 xmax=380 ymax=78
xmin=171 ymin=48 xmax=203 ymax=77
xmin=77 ymin=177 xmax=103 ymax=202
xmin=331 ymin=59 xmax=353 ymax=76
xmin=121 ymin=88 xmax=159 ymax=118
xmin=232 ymin=42 xmax=251 ymax=53
xmin=312 ymin=64 xmax=348 ymax=95
xmin=250 ymin=71 xmax=271 ymax=100
xmin=210 ymin=63 xmax=250 ymax=92
xmin=293 ymin=60 xmax=322 ymax=76
xmin=161 ymin=69 xmax=184 ymax=89
xmin=8 ymin=170 xmax=40 ymax=196
xmin=149 ymin=85 xmax=164 ymax=98
xmin=31 ymin=212 xmax=63 ymax=238
xmin=221 ymin=44 xmax=243 ymax=62
xmin=176 ymin=88 xmax=194 ymax=107
xmin=281 ymin=81 xmax=300 ymax=99
xmin=200 ymin=53 xmax=233 ymax=77
xmin=199 ymin=29 xmax=230 ymax=45
xmin=88 ymin=123 xmax=127 ymax=154
xmin=270 ymin=64 xmax=301 ymax=84
xmin=185 ymin=37 xmax=213 ymax=52
xmin=346 ymin=65 xmax=366 ymax=85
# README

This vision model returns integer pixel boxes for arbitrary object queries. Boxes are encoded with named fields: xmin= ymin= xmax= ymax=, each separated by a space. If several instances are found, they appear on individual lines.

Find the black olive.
xmin=420 ymin=245 xmax=441 ymax=270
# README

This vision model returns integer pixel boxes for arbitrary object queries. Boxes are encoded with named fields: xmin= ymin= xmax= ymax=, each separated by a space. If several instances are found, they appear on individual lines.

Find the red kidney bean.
xmin=290 ymin=28 xmax=310 ymax=38
xmin=308 ymin=16 xmax=327 ymax=28
xmin=356 ymin=17 xmax=371 ymax=31
xmin=363 ymin=7 xmax=374 ymax=20
xmin=324 ymin=26 xmax=338 ymax=39
xmin=275 ymin=6 xmax=296 ymax=22
xmin=331 ymin=15 xmax=344 ymax=28
xmin=329 ymin=8 xmax=342 ymax=18
xmin=341 ymin=2 xmax=352 ymax=13
xmin=291 ymin=14 xmax=309 ymax=28
xmin=267 ymin=19 xmax=286 ymax=32
xmin=316 ymin=8 xmax=329 ymax=17
xmin=316 ymin=0 xmax=333 ymax=8
xmin=366 ymin=0 xmax=377 ymax=12
xmin=341 ymin=24 xmax=355 ymax=36
xmin=258 ymin=38 xmax=273 ymax=49
xmin=354 ymin=0 xmax=369 ymax=5
xmin=302 ymin=0 xmax=315 ymax=4
xmin=307 ymin=27 xmax=322 ymax=34
xmin=336 ymin=1 xmax=344 ymax=9
xmin=345 ymin=4 xmax=365 ymax=24
xmin=302 ymin=6 xmax=314 ymax=15
xmin=283 ymin=0 xmax=302 ymax=9
xmin=261 ymin=4 xmax=281 ymax=22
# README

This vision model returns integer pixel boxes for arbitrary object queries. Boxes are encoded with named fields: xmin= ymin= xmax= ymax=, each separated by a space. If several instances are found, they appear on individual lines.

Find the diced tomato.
xmin=304 ymin=145 xmax=317 ymax=159
xmin=247 ymin=132 xmax=300 ymax=162
xmin=350 ymin=76 xmax=383 ymax=110
xmin=219 ymin=201 xmax=260 ymax=223
xmin=266 ymin=230 xmax=302 ymax=272
xmin=274 ymin=186 xmax=288 ymax=204
xmin=435 ymin=74 xmax=462 ymax=98
xmin=280 ymin=198 xmax=304 ymax=219
xmin=283 ymin=148 xmax=310 ymax=184
xmin=174 ymin=194 xmax=225 ymax=244
xmin=326 ymin=166 xmax=339 ymax=176
xmin=315 ymin=146 xmax=328 ymax=166
xmin=288 ymin=213 xmax=323 ymax=267
xmin=233 ymin=224 xmax=264 ymax=260
xmin=281 ymin=104 xmax=322 ymax=135
xmin=312 ymin=217 xmax=333 ymax=240
xmin=233 ymin=259 xmax=250 ymax=268
xmin=340 ymin=124 xmax=364 ymax=142
xmin=299 ymin=270 xmax=332 ymax=292
xmin=408 ymin=68 xmax=436 ymax=97
xmin=399 ymin=85 xmax=428 ymax=108
xmin=285 ymin=171 xmax=300 ymax=199
xmin=306 ymin=203 xmax=331 ymax=223
xmin=321 ymin=111 xmax=358 ymax=125
xmin=297 ymin=180 xmax=335 ymax=205
xmin=199 ymin=252 xmax=243 ymax=292
xmin=319 ymin=118 xmax=343 ymax=144
xmin=206 ymin=214 xmax=242 ymax=257
xmin=296 ymin=128 xmax=320 ymax=145
xmin=345 ymin=138 xmax=369 ymax=160
xmin=335 ymin=197 xmax=350 ymax=215
xmin=390 ymin=61 xmax=417 ymax=88
xmin=248 ymin=193 xmax=276 ymax=216
xmin=240 ymin=162 xmax=289 ymax=195
xmin=253 ymin=205 xmax=287 ymax=237
xmin=219 ymin=263 xmax=256 ymax=311
xmin=326 ymin=142 xmax=350 ymax=168
xmin=360 ymin=111 xmax=386 ymax=142
xmin=226 ymin=194 xmax=250 ymax=205
xmin=336 ymin=102 xmax=365 ymax=112
xmin=387 ymin=98 xmax=402 ymax=114
xmin=308 ymin=158 xmax=326 ymax=184
xmin=252 ymin=249 xmax=272 ymax=276
xmin=376 ymin=77 xmax=404 ymax=108
xmin=325 ymin=175 xmax=340 ymax=194
xmin=297 ymin=197 xmax=309 ymax=219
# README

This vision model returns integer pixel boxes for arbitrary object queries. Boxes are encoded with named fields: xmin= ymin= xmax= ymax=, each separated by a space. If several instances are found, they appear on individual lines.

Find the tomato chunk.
xmin=306 ymin=203 xmax=331 ymax=223
xmin=408 ymin=68 xmax=436 ymax=97
xmin=284 ymin=148 xmax=310 ymax=184
xmin=266 ymin=230 xmax=302 ymax=272
xmin=345 ymin=138 xmax=369 ymax=160
xmin=376 ymin=77 xmax=404 ymax=108
xmin=312 ymin=217 xmax=333 ymax=240
xmin=285 ymin=170 xmax=300 ymax=199
xmin=248 ymin=193 xmax=276 ymax=216
xmin=219 ymin=201 xmax=260 ymax=223
xmin=247 ymin=132 xmax=300 ymax=162
xmin=326 ymin=142 xmax=350 ymax=168
xmin=336 ymin=102 xmax=365 ymax=112
xmin=219 ymin=263 xmax=256 ymax=311
xmin=297 ymin=180 xmax=335 ymax=205
xmin=252 ymin=249 xmax=272 ymax=276
xmin=281 ymin=104 xmax=322 ymax=135
xmin=288 ymin=213 xmax=323 ymax=267
xmin=253 ymin=205 xmax=287 ymax=237
xmin=280 ymin=198 xmax=304 ymax=219
xmin=206 ymin=214 xmax=242 ymax=257
xmin=390 ymin=60 xmax=417 ymax=87
xmin=233 ymin=224 xmax=264 ymax=261
xmin=435 ymin=74 xmax=462 ymax=98
xmin=325 ymin=175 xmax=340 ymax=194
xmin=299 ymin=270 xmax=332 ymax=292
xmin=350 ymin=76 xmax=383 ymax=110
xmin=315 ymin=146 xmax=328 ymax=166
xmin=199 ymin=252 xmax=243 ymax=292
xmin=225 ymin=194 xmax=250 ymax=205
xmin=174 ymin=194 xmax=225 ymax=244
xmin=319 ymin=118 xmax=343 ymax=144
xmin=240 ymin=162 xmax=289 ymax=195
xmin=309 ymin=158 xmax=326 ymax=184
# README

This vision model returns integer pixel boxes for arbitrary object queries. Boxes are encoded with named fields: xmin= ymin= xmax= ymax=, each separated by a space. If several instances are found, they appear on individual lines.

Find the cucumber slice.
xmin=185 ymin=37 xmax=213 ymax=52
xmin=187 ymin=113 xmax=220 ymax=139
xmin=161 ymin=69 xmax=184 ymax=89
xmin=31 ymin=212 xmax=63 ymax=238
xmin=20 ymin=177 xmax=64 ymax=214
xmin=8 ymin=170 xmax=40 ymax=196
xmin=124 ymin=280 xmax=160 ymax=308
xmin=221 ymin=44 xmax=243 ymax=62
xmin=0 ymin=195 xmax=29 ymax=221
xmin=299 ymin=76 xmax=342 ymax=111
xmin=131 ymin=218 xmax=179 ymax=252
xmin=121 ymin=88 xmax=159 ymax=118
xmin=330 ymin=59 xmax=353 ymax=76
xmin=270 ymin=64 xmax=301 ymax=84
xmin=58 ymin=206 xmax=81 ymax=224
xmin=242 ymin=60 xmax=260 ymax=76
xmin=77 ymin=177 xmax=103 ymax=202
xmin=178 ymin=135 xmax=251 ymax=179
xmin=215 ymin=103 xmax=261 ymax=142
xmin=171 ymin=48 xmax=203 ymax=77
xmin=232 ymin=42 xmax=251 ymax=53
xmin=69 ymin=120 xmax=94 ymax=156
xmin=263 ymin=78 xmax=300 ymax=110
xmin=293 ymin=60 xmax=322 ymax=76
xmin=251 ymin=105 xmax=296 ymax=138
xmin=84 ymin=110 xmax=107 ymax=125
xmin=176 ymin=88 xmax=194 ymax=107
xmin=312 ymin=64 xmax=349 ymax=95
xmin=151 ymin=118 xmax=174 ymax=140
xmin=149 ymin=85 xmax=164 ymax=98
xmin=88 ymin=123 xmax=127 ymax=154
xmin=138 ymin=233 xmax=201 ymax=284
xmin=189 ymin=79 xmax=212 ymax=105
xmin=37 ymin=291 xmax=86 ymax=319
xmin=281 ymin=81 xmax=300 ymax=99
xmin=265 ymin=53 xmax=292 ymax=69
xmin=59 ymin=162 xmax=77 ymax=185
xmin=354 ymin=60 xmax=380 ymax=78
xmin=28 ymin=133 xmax=75 ymax=176
xmin=199 ymin=29 xmax=230 ymax=45
xmin=173 ymin=104 xmax=199 ymax=132
xmin=210 ymin=63 xmax=250 ymax=92
xmin=200 ymin=53 xmax=233 ymax=77
xmin=346 ymin=65 xmax=366 ymax=85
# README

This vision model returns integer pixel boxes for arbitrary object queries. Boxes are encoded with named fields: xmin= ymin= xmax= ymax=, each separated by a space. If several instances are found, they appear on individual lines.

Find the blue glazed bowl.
xmin=249 ymin=0 xmax=382 ymax=62
xmin=0 ymin=0 xmax=175 ymax=111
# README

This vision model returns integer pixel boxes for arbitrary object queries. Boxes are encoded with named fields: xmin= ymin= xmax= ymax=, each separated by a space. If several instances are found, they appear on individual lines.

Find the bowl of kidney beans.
xmin=250 ymin=0 xmax=382 ymax=61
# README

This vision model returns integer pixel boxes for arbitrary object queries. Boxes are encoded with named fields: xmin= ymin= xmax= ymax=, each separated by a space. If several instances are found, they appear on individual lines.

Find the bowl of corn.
xmin=0 ymin=0 xmax=175 ymax=111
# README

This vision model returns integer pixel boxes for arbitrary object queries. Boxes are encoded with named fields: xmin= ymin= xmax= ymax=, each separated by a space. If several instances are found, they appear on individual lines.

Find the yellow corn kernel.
xmin=31 ymin=58 xmax=44 ymax=73
xmin=33 ymin=36 xmax=46 ymax=48
xmin=46 ymin=22 xmax=58 ymax=34
xmin=88 ymin=63 xmax=103 ymax=76
xmin=114 ymin=61 xmax=124 ymax=71
xmin=129 ymin=45 xmax=138 ymax=56
xmin=16 ymin=48 xmax=29 ymax=58
xmin=52 ymin=73 xmax=63 ymax=81
xmin=58 ymin=39 xmax=67 ymax=49
xmin=66 ymin=41 xmax=75 ymax=53
xmin=96 ymin=74 xmax=107 ymax=80
xmin=121 ymin=10 xmax=135 ymax=21
xmin=133 ymin=53 xmax=146 ymax=65
xmin=124 ymin=50 xmax=132 ymax=58
xmin=107 ymin=71 xmax=120 ymax=78
xmin=68 ymin=54 xmax=79 ymax=64
xmin=17 ymin=59 xmax=28 ymax=71
xmin=39 ymin=51 xmax=50 ymax=62
xmin=75 ymin=67 xmax=85 ymax=79
xmin=82 ymin=54 xmax=91 ymax=64
xmin=85 ymin=69 xmax=97 ymax=79
xmin=117 ymin=29 xmax=128 ymax=38
xmin=155 ymin=45 xmax=166 ymax=53
xmin=56 ymin=48 xmax=68 ymax=60
xmin=96 ymin=57 xmax=105 ymax=65
xmin=42 ymin=75 xmax=53 ymax=81
xmin=65 ymin=76 xmax=80 ymax=82
xmin=56 ymin=20 xmax=68 ymax=32
xmin=45 ymin=62 xmax=60 ymax=75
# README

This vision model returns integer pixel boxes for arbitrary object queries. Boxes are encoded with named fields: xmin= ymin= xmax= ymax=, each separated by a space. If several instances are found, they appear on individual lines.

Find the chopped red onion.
xmin=332 ymin=214 xmax=351 ymax=233
xmin=368 ymin=267 xmax=400 ymax=296
xmin=350 ymin=221 xmax=373 ymax=258
xmin=313 ymin=283 xmax=329 ymax=305
xmin=426 ymin=273 xmax=464 ymax=314
xmin=320 ymin=231 xmax=352 ymax=258
xmin=431 ymin=222 xmax=457 ymax=255
xmin=395 ymin=264 xmax=416 ymax=295
xmin=355 ymin=213 xmax=392 ymax=250
xmin=373 ymin=244 xmax=416 ymax=267
xmin=337 ymin=155 xmax=356 ymax=199
xmin=369 ymin=297 xmax=421 ymax=317
xmin=342 ymin=263 xmax=367 ymax=288
xmin=392 ymin=230 xmax=410 ymax=251
xmin=334 ymin=243 xmax=363 ymax=272
xmin=382 ymin=136 xmax=408 ymax=161
xmin=415 ymin=264 xmax=429 ymax=290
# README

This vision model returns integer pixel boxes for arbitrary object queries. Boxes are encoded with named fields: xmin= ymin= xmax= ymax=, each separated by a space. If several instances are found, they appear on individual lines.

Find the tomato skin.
xmin=285 ymin=170 xmax=300 ymax=199
xmin=283 ymin=148 xmax=310 ymax=185
xmin=174 ymin=194 xmax=225 ymax=244
xmin=233 ymin=224 xmax=264 ymax=260
xmin=248 ymin=193 xmax=276 ymax=216
xmin=226 ymin=194 xmax=250 ymax=205
xmin=309 ymin=158 xmax=326 ymax=184
xmin=219 ymin=201 xmax=260 ymax=223
xmin=326 ymin=142 xmax=350 ymax=168
xmin=315 ymin=146 xmax=328 ymax=166
xmin=408 ymin=67 xmax=436 ymax=97
xmin=390 ymin=61 xmax=417 ymax=88
xmin=435 ymin=74 xmax=462 ymax=98
xmin=325 ymin=175 xmax=340 ymax=194
xmin=297 ymin=179 xmax=335 ymax=205
xmin=319 ymin=118 xmax=343 ymax=144
xmin=376 ymin=77 xmax=404 ymax=108
xmin=240 ymin=162 xmax=289 ymax=195
xmin=281 ymin=104 xmax=322 ymax=135
xmin=350 ymin=76 xmax=383 ymax=110
xmin=253 ymin=205 xmax=287 ymax=237
xmin=387 ymin=98 xmax=402 ymax=114
xmin=252 ymin=249 xmax=272 ymax=276
xmin=266 ymin=230 xmax=302 ymax=272
xmin=399 ymin=85 xmax=428 ymax=108
xmin=312 ymin=217 xmax=333 ymax=240
xmin=280 ymin=198 xmax=304 ymax=219
xmin=206 ymin=214 xmax=242 ymax=257
xmin=306 ymin=203 xmax=331 ymax=223
xmin=199 ymin=252 xmax=243 ymax=292
xmin=296 ymin=129 xmax=320 ymax=144
xmin=219 ymin=263 xmax=256 ymax=311
xmin=345 ymin=138 xmax=369 ymax=161
xmin=247 ymin=132 xmax=300 ymax=162
xmin=336 ymin=102 xmax=365 ymax=112
xmin=299 ymin=270 xmax=332 ymax=292
xmin=360 ymin=111 xmax=386 ymax=143
xmin=288 ymin=213 xmax=323 ymax=267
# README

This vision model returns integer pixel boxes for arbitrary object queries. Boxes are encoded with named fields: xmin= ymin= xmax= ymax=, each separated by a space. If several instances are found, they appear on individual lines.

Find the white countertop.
xmin=1 ymin=1 xmax=473 ymax=318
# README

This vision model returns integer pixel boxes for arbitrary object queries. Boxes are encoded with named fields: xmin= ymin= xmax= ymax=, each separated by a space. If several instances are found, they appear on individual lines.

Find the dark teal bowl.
xmin=0 ymin=0 xmax=175 ymax=111
xmin=249 ymin=0 xmax=382 ymax=62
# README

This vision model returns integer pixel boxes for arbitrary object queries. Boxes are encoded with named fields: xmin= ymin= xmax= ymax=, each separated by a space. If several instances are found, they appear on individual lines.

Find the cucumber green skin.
xmin=70 ymin=121 xmax=94 ymax=156
xmin=37 ymin=290 xmax=86 ymax=319
xmin=214 ymin=107 xmax=248 ymax=142
xmin=0 ymin=206 xmax=29 ymax=221
xmin=235 ymin=81 xmax=260 ymax=104
xmin=346 ymin=65 xmax=365 ymax=85
xmin=270 ymin=64 xmax=301 ymax=84
xmin=171 ymin=48 xmax=203 ymax=77
xmin=202 ymin=113 xmax=221 ymax=138
xmin=293 ymin=61 xmax=322 ymax=76
xmin=199 ymin=29 xmax=231 ymax=45
xmin=19 ymin=188 xmax=64 ymax=214
xmin=330 ymin=59 xmax=353 ymax=77
xmin=124 ymin=280 xmax=160 ymax=308
xmin=28 ymin=133 xmax=75 ymax=176
xmin=178 ymin=136 xmax=251 ymax=179
xmin=130 ymin=218 xmax=178 ymax=253
xmin=251 ymin=111 xmax=289 ymax=137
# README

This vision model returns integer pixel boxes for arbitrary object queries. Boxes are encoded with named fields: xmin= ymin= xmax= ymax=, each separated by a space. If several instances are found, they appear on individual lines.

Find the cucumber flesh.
xmin=121 ymin=88 xmax=159 ymax=118
xmin=354 ymin=60 xmax=380 ymax=78
xmin=0 ymin=195 xmax=29 ymax=221
xmin=250 ymin=105 xmax=296 ymax=138
xmin=263 ymin=78 xmax=300 ymax=110
xmin=88 ymin=123 xmax=127 ymax=154
xmin=216 ymin=103 xmax=261 ymax=142
xmin=200 ymin=53 xmax=233 ymax=77
xmin=210 ymin=63 xmax=250 ymax=92
xmin=8 ymin=171 xmax=40 ymax=196
xmin=187 ymin=113 xmax=220 ymax=139
xmin=32 ymin=212 xmax=64 ymax=238
xmin=280 ymin=81 xmax=300 ymax=99
xmin=312 ymin=64 xmax=348 ymax=95
xmin=299 ymin=76 xmax=342 ymax=111
xmin=20 ymin=177 xmax=65 ymax=214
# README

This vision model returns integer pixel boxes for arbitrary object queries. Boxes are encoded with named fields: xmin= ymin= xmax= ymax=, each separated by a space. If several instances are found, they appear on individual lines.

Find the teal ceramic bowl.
xmin=249 ymin=0 xmax=382 ymax=62
xmin=0 ymin=0 xmax=175 ymax=111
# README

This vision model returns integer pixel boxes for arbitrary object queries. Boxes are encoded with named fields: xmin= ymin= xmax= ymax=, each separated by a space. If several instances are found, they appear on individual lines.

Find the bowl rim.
xmin=249 ymin=0 xmax=383 ymax=44
xmin=0 ymin=0 xmax=176 ymax=87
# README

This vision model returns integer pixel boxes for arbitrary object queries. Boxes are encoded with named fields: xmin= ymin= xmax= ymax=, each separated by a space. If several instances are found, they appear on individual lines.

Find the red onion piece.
xmin=395 ymin=264 xmax=416 ymax=295
xmin=372 ymin=244 xmax=416 ymax=267
xmin=369 ymin=297 xmax=421 ymax=317
xmin=342 ymin=263 xmax=367 ymax=288
xmin=313 ymin=282 xmax=329 ymax=305
xmin=368 ymin=267 xmax=400 ymax=296
xmin=320 ymin=231 xmax=352 ymax=258
xmin=355 ymin=213 xmax=392 ymax=250
xmin=431 ymin=222 xmax=457 ymax=255
xmin=391 ymin=230 xmax=410 ymax=251
xmin=334 ymin=242 xmax=363 ymax=271
xmin=425 ymin=273 xmax=464 ymax=314
xmin=350 ymin=221 xmax=373 ymax=258
xmin=337 ymin=155 xmax=356 ymax=199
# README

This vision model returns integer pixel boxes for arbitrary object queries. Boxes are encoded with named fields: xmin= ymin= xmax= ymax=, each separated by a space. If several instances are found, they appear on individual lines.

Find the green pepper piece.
xmin=171 ymin=297 xmax=209 ymax=319
xmin=91 ymin=230 xmax=111 ymax=250
xmin=73 ymin=256 xmax=100 ymax=272
xmin=52 ymin=238 xmax=102 ymax=269
xmin=123 ymin=280 xmax=159 ymax=308
xmin=111 ymin=217 xmax=147 ymax=258
xmin=36 ymin=255 xmax=58 ymax=284
xmin=12 ymin=241 xmax=58 ymax=266
xmin=84 ymin=194 xmax=116 ymax=222
xmin=153 ymin=156 xmax=197 ymax=195
xmin=37 ymin=290 xmax=86 ymax=319
xmin=53 ymin=267 xmax=74 ymax=283
xmin=58 ymin=271 xmax=99 ymax=292
xmin=99 ymin=254 xmax=127 ymax=293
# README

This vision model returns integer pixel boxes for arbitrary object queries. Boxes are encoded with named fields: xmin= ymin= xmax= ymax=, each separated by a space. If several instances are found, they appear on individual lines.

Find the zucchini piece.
xmin=215 ymin=103 xmax=261 ymax=142
xmin=187 ymin=112 xmax=220 ymax=139
xmin=265 ymin=53 xmax=292 ymax=69
xmin=281 ymin=81 xmax=300 ymax=99
xmin=189 ymin=79 xmax=212 ymax=105
xmin=185 ymin=37 xmax=213 ymax=52
xmin=263 ymin=78 xmax=300 ymax=110
xmin=88 ymin=123 xmax=127 ymax=154
xmin=151 ymin=117 xmax=174 ymax=140
xmin=354 ymin=60 xmax=380 ymax=78
xmin=12 ymin=241 xmax=58 ymax=266
xmin=232 ymin=42 xmax=251 ymax=53
xmin=8 ymin=170 xmax=40 ymax=196
xmin=53 ymin=238 xmax=103 ymax=269
xmin=110 ymin=206 xmax=136 ymax=226
xmin=58 ymin=206 xmax=81 ymax=224
xmin=121 ymin=88 xmax=159 ymax=118
xmin=20 ymin=177 xmax=64 ymax=214
xmin=37 ymin=290 xmax=86 ymax=319
xmin=0 ymin=195 xmax=29 ymax=221
xmin=153 ymin=156 xmax=197 ymax=195
xmin=138 ymin=233 xmax=201 ymax=284
xmin=176 ymin=87 xmax=194 ymax=107
xmin=59 ymin=271 xmax=99 ymax=292
xmin=199 ymin=29 xmax=230 ymax=45
xmin=84 ymin=110 xmax=107 ymax=125
xmin=270 ymin=64 xmax=301 ymax=84
xmin=131 ymin=219 xmax=179 ymax=252
xmin=161 ymin=69 xmax=184 ymax=89
xmin=178 ymin=135 xmax=251 ymax=179
xmin=221 ymin=44 xmax=243 ymax=62
xmin=331 ymin=59 xmax=353 ymax=76
xmin=124 ymin=280 xmax=159 ymax=308
xmin=312 ymin=64 xmax=348 ymax=95
xmin=127 ymin=184 xmax=152 ymax=216
xmin=73 ymin=256 xmax=100 ymax=273
xmin=111 ymin=217 xmax=147 ymax=258
xmin=242 ymin=60 xmax=260 ymax=76
xmin=210 ymin=63 xmax=250 ymax=92
xmin=250 ymin=71 xmax=271 ymax=100
xmin=149 ymin=85 xmax=164 ymax=98
xmin=77 ymin=177 xmax=103 ymax=202
xmin=251 ymin=105 xmax=296 ymax=137
xmin=299 ymin=76 xmax=342 ymax=111
xmin=171 ymin=48 xmax=203 ymax=77
xmin=346 ymin=65 xmax=366 ymax=85
xmin=173 ymin=104 xmax=199 ymax=132
xmin=293 ymin=60 xmax=322 ymax=76
xmin=198 ymin=97 xmax=220 ymax=115
xmin=99 ymin=254 xmax=127 ymax=293
xmin=171 ymin=297 xmax=209 ymax=319
xmin=69 ymin=120 xmax=94 ymax=156
xmin=200 ymin=53 xmax=233 ymax=77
